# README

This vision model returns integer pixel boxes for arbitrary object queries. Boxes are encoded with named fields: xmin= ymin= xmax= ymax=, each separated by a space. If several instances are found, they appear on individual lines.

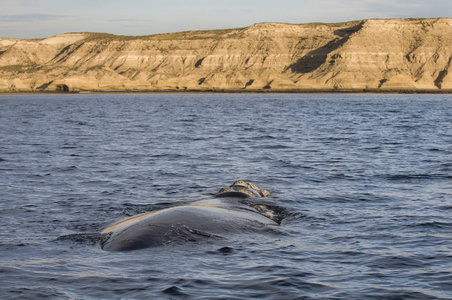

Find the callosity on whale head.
xmin=215 ymin=180 xmax=270 ymax=198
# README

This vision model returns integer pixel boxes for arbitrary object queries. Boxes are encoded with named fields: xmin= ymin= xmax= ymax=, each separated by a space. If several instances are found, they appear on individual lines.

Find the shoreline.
xmin=1 ymin=88 xmax=452 ymax=95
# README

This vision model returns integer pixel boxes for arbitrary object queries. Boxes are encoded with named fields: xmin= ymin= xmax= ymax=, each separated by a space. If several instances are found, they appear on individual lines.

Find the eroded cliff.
xmin=1 ymin=18 xmax=451 ymax=92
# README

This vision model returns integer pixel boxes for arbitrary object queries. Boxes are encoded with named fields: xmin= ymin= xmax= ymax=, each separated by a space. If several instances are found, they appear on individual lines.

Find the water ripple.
xmin=0 ymin=93 xmax=451 ymax=299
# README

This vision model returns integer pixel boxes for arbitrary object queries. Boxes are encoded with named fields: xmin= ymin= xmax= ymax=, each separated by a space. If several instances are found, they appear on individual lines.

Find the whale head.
xmin=215 ymin=180 xmax=270 ymax=198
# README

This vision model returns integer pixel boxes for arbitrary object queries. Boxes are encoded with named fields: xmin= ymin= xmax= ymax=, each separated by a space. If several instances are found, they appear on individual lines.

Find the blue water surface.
xmin=0 ymin=93 xmax=451 ymax=299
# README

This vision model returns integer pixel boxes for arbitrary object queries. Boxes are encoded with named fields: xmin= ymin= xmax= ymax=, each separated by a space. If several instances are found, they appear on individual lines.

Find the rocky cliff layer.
xmin=1 ymin=18 xmax=451 ymax=92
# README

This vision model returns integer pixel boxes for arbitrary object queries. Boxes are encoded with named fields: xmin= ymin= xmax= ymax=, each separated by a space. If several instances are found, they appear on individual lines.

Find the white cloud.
xmin=0 ymin=13 xmax=69 ymax=23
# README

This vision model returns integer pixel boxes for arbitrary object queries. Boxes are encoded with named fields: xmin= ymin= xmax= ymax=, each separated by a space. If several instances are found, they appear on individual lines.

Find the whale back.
xmin=100 ymin=180 xmax=281 ymax=252
xmin=101 ymin=204 xmax=277 ymax=251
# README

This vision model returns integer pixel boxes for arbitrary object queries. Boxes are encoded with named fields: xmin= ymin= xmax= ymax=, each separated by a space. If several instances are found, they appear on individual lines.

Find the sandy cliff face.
xmin=1 ymin=18 xmax=451 ymax=92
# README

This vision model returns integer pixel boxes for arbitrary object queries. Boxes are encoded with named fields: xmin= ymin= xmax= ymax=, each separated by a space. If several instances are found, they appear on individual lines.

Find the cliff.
xmin=1 ymin=18 xmax=452 ymax=93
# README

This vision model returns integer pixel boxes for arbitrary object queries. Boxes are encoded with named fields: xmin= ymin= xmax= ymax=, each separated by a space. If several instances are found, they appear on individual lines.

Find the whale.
xmin=100 ymin=180 xmax=283 ymax=252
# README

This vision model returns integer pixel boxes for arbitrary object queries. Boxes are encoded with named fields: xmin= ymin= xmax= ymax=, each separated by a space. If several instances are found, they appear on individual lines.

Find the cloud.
xmin=323 ymin=0 xmax=451 ymax=17
xmin=173 ymin=4 xmax=257 ymax=16
xmin=0 ymin=13 xmax=69 ymax=23
xmin=109 ymin=18 xmax=153 ymax=23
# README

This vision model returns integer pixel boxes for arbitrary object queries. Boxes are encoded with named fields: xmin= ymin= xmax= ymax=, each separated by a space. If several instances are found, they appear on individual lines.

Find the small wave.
xmin=65 ymin=119 xmax=89 ymax=126
xmin=307 ymin=193 xmax=386 ymax=203
xmin=0 ymin=243 xmax=30 ymax=250
xmin=438 ymin=206 xmax=452 ymax=210
xmin=428 ymin=147 xmax=444 ymax=152
xmin=61 ymin=145 xmax=78 ymax=149
xmin=53 ymin=165 xmax=78 ymax=172
xmin=0 ymin=167 xmax=14 ymax=171
xmin=250 ymin=135 xmax=278 ymax=140
xmin=162 ymin=286 xmax=189 ymax=297
xmin=413 ymin=221 xmax=452 ymax=229
xmin=367 ymin=255 xmax=425 ymax=269
xmin=335 ymin=288 xmax=439 ymax=300
xmin=380 ymin=173 xmax=452 ymax=181
xmin=5 ymin=287 xmax=72 ymax=300
xmin=156 ymin=170 xmax=180 ymax=177
xmin=261 ymin=144 xmax=292 ymax=150
xmin=150 ymin=153 xmax=186 ymax=159
xmin=206 ymin=246 xmax=235 ymax=255
xmin=327 ymin=173 xmax=356 ymax=180
xmin=245 ymin=276 xmax=332 ymax=295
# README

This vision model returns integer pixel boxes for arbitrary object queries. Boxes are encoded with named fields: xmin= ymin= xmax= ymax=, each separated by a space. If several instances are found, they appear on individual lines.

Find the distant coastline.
xmin=2 ymin=89 xmax=451 ymax=95
xmin=1 ymin=18 xmax=452 ymax=94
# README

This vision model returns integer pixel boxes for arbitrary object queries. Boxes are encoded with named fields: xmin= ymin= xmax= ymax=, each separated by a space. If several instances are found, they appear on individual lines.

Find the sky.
xmin=0 ymin=0 xmax=451 ymax=39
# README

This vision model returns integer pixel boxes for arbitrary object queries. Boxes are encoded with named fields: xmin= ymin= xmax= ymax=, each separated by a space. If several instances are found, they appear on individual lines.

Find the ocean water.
xmin=0 ymin=93 xmax=451 ymax=299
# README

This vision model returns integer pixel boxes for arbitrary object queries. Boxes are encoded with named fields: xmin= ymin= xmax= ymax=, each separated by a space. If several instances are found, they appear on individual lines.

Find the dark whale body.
xmin=101 ymin=181 xmax=281 ymax=252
